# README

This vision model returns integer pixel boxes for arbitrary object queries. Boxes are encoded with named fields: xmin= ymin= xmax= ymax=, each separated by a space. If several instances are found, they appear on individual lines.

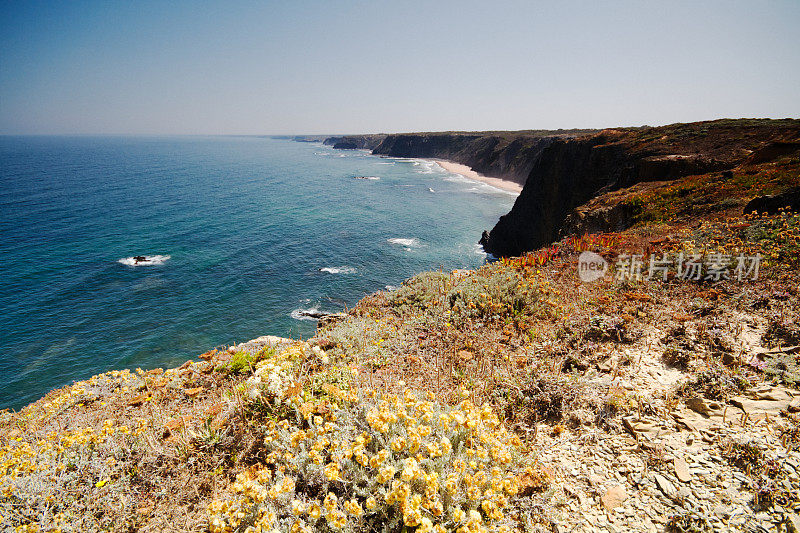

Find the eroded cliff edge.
xmin=371 ymin=130 xmax=594 ymax=185
xmin=480 ymin=119 xmax=800 ymax=257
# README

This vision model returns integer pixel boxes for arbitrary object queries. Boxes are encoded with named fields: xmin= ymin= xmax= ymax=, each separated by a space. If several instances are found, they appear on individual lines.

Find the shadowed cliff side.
xmin=480 ymin=119 xmax=800 ymax=257
xmin=371 ymin=130 xmax=595 ymax=185
xmin=322 ymin=134 xmax=387 ymax=150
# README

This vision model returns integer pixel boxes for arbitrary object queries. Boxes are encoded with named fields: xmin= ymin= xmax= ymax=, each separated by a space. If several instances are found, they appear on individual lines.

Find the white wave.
xmin=319 ymin=266 xmax=356 ymax=274
xmin=118 ymin=254 xmax=171 ymax=267
xmin=443 ymin=173 xmax=474 ymax=184
xmin=384 ymin=285 xmax=398 ymax=291
xmin=376 ymin=162 xmax=395 ymax=165
xmin=438 ymin=167 xmax=519 ymax=196
xmin=353 ymin=176 xmax=380 ymax=180
xmin=387 ymin=238 xmax=419 ymax=248
xmin=290 ymin=307 xmax=321 ymax=321
xmin=416 ymin=161 xmax=438 ymax=174
xmin=468 ymin=183 xmax=518 ymax=196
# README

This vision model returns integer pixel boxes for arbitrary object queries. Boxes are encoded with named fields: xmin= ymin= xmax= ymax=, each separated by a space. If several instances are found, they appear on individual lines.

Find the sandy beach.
xmin=432 ymin=160 xmax=523 ymax=194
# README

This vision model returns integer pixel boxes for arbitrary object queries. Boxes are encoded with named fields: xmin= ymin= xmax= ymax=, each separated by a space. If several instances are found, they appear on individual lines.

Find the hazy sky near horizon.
xmin=1 ymin=0 xmax=798 ymax=135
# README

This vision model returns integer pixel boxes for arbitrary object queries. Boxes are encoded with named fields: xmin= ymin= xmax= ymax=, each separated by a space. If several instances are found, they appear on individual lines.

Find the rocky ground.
xmin=530 ymin=337 xmax=800 ymax=533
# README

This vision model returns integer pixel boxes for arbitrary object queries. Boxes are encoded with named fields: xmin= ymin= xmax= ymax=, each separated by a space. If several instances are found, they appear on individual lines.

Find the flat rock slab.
xmin=654 ymin=473 xmax=677 ymax=498
xmin=622 ymin=417 xmax=663 ymax=437
xmin=685 ymin=397 xmax=724 ymax=417
xmin=730 ymin=385 xmax=800 ymax=421
xmin=601 ymin=485 xmax=628 ymax=511
xmin=674 ymin=457 xmax=692 ymax=483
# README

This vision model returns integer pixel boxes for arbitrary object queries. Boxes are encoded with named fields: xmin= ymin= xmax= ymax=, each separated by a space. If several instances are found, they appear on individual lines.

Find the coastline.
xmin=432 ymin=159 xmax=523 ymax=195
xmin=7 ymin=129 xmax=800 ymax=531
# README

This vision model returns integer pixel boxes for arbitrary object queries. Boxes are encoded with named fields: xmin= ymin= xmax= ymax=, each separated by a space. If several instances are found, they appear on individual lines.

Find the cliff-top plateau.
xmin=3 ymin=118 xmax=800 ymax=533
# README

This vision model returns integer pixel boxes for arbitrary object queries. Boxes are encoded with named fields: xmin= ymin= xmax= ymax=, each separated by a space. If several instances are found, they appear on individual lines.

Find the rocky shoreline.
xmin=297 ymin=119 xmax=800 ymax=258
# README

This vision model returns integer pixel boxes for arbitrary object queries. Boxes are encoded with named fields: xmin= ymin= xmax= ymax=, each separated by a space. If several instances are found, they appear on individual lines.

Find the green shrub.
xmin=447 ymin=269 xmax=537 ymax=324
xmin=319 ymin=316 xmax=404 ymax=367
xmin=223 ymin=350 xmax=254 ymax=374
xmin=389 ymin=272 xmax=450 ymax=313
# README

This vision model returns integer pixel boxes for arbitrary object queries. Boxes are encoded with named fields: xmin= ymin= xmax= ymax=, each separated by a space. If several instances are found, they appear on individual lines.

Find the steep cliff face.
xmin=480 ymin=119 xmax=800 ymax=257
xmin=480 ymin=133 xmax=634 ymax=255
xmin=371 ymin=130 xmax=595 ymax=185
xmin=321 ymin=134 xmax=387 ymax=150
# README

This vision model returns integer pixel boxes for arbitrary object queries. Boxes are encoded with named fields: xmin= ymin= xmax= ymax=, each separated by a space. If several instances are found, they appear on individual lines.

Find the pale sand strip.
xmin=432 ymin=160 xmax=523 ymax=194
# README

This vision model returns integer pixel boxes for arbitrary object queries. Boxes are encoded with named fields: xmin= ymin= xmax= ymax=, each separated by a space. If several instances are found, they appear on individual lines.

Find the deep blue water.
xmin=0 ymin=136 xmax=514 ymax=410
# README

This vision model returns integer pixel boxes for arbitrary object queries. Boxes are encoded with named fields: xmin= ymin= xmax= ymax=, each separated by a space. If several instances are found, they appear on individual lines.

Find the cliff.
xmin=480 ymin=119 xmax=800 ymax=256
xmin=322 ymin=134 xmax=387 ymax=150
xmin=300 ymin=120 xmax=799 ymax=257
xmin=371 ymin=130 xmax=595 ymax=185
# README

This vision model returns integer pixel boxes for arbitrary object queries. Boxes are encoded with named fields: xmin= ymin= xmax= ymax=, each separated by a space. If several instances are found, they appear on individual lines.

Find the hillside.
xmin=478 ymin=119 xmax=800 ymax=256
xmin=3 ymin=120 xmax=800 ymax=532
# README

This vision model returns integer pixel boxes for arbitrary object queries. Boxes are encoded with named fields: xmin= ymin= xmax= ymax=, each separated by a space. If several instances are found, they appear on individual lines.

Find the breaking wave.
xmin=387 ymin=238 xmax=419 ymax=248
xmin=319 ymin=266 xmax=356 ymax=274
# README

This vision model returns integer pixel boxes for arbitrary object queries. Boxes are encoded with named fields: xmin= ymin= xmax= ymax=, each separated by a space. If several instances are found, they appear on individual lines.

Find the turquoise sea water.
xmin=0 ymin=136 xmax=514 ymax=410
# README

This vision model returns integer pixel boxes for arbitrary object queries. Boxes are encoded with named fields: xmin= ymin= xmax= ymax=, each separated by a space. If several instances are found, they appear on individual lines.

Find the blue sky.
xmin=1 ymin=0 xmax=798 ymax=134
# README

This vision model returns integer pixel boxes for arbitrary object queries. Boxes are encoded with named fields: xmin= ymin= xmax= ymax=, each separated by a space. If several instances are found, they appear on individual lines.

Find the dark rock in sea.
xmin=479 ymin=231 xmax=491 ymax=250
xmin=297 ymin=310 xmax=348 ymax=327
xmin=298 ymin=310 xmax=329 ymax=319
xmin=744 ymin=187 xmax=800 ymax=215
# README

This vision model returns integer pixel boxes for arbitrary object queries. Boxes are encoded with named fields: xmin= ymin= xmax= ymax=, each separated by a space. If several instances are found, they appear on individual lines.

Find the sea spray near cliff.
xmin=0 ymin=136 xmax=514 ymax=410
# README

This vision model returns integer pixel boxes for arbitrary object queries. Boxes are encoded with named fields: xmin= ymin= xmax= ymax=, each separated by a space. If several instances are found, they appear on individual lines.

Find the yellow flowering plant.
xmin=207 ymin=387 xmax=523 ymax=533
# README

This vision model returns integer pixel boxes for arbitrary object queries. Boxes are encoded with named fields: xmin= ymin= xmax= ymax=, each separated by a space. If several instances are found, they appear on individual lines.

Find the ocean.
xmin=0 ymin=136 xmax=515 ymax=410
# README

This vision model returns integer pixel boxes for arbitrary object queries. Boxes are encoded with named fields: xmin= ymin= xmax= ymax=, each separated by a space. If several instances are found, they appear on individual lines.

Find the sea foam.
xmin=387 ymin=238 xmax=419 ymax=248
xmin=319 ymin=266 xmax=356 ymax=274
